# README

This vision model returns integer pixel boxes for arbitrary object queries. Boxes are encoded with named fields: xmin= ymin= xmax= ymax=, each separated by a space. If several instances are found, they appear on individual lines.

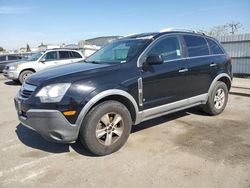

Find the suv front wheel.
xmin=202 ymin=81 xmax=228 ymax=115
xmin=80 ymin=100 xmax=132 ymax=156
xmin=19 ymin=70 xmax=34 ymax=84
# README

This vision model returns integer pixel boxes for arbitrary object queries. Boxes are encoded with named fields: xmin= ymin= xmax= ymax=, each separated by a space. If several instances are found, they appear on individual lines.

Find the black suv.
xmin=15 ymin=30 xmax=232 ymax=155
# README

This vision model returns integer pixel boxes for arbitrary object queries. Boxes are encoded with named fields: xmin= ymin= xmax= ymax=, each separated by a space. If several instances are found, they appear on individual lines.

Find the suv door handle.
xmin=210 ymin=62 xmax=217 ymax=67
xmin=178 ymin=68 xmax=188 ymax=73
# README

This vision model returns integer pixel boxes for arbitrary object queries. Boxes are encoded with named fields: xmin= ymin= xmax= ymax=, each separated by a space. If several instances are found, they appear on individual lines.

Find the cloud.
xmin=0 ymin=6 xmax=31 ymax=14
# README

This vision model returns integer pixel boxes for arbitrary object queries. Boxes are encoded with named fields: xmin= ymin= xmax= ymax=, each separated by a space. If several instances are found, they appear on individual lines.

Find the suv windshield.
xmin=29 ymin=52 xmax=44 ymax=61
xmin=85 ymin=39 xmax=149 ymax=64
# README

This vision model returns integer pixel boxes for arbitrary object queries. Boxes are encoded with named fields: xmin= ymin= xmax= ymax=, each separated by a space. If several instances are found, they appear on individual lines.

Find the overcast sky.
xmin=0 ymin=0 xmax=250 ymax=50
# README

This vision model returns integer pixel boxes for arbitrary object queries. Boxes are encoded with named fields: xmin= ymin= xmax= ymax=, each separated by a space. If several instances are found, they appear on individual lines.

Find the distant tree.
xmin=198 ymin=21 xmax=243 ymax=37
xmin=227 ymin=22 xmax=243 ymax=34
xmin=0 ymin=46 xmax=5 ymax=52
xmin=26 ymin=43 xmax=31 ymax=52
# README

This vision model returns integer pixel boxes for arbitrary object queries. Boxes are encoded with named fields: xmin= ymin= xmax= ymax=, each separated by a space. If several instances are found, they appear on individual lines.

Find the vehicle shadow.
xmin=15 ymin=123 xmax=96 ymax=156
xmin=4 ymin=80 xmax=21 ymax=86
xmin=15 ymin=107 xmax=203 ymax=156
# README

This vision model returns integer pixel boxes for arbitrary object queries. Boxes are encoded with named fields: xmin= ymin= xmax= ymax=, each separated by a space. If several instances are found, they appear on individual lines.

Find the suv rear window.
xmin=184 ymin=35 xmax=209 ymax=57
xmin=207 ymin=38 xmax=224 ymax=55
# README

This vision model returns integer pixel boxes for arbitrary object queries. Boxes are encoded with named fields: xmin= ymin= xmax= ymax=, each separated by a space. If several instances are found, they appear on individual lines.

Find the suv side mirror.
xmin=145 ymin=54 xmax=164 ymax=65
xmin=40 ymin=58 xmax=46 ymax=63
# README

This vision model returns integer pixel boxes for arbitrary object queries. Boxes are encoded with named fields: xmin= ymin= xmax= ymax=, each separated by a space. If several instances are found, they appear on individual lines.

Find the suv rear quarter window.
xmin=184 ymin=35 xmax=209 ymax=57
xmin=207 ymin=38 xmax=224 ymax=55
xmin=71 ymin=51 xmax=82 ymax=58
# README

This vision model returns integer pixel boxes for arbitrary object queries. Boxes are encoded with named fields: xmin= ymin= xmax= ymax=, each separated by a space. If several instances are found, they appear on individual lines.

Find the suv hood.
xmin=26 ymin=62 xmax=113 ymax=86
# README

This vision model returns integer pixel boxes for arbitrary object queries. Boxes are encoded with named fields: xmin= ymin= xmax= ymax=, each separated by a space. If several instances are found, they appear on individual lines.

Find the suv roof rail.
xmin=46 ymin=47 xmax=80 ymax=51
xmin=160 ymin=28 xmax=206 ymax=35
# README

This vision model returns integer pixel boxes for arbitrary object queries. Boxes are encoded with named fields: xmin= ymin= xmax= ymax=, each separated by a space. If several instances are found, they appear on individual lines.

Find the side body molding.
xmin=75 ymin=89 xmax=140 ymax=127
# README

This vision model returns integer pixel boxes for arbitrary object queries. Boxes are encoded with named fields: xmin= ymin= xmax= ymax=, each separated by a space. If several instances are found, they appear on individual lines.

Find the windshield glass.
xmin=29 ymin=52 xmax=44 ymax=61
xmin=85 ymin=39 xmax=149 ymax=64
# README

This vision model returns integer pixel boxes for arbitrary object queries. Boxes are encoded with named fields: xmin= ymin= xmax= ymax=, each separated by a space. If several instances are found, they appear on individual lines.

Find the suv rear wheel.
xmin=202 ymin=81 xmax=228 ymax=115
xmin=19 ymin=70 xmax=34 ymax=84
xmin=80 ymin=100 xmax=132 ymax=156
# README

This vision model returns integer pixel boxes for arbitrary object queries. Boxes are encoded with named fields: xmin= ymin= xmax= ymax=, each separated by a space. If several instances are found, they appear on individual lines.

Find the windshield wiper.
xmin=83 ymin=60 xmax=101 ymax=64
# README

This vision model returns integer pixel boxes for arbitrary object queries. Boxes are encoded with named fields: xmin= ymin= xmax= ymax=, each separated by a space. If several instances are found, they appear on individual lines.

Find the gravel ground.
xmin=0 ymin=74 xmax=250 ymax=188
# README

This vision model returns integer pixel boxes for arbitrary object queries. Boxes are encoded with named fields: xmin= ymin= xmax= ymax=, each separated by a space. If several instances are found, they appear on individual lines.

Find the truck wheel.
xmin=202 ymin=81 xmax=228 ymax=115
xmin=80 ymin=100 xmax=132 ymax=156
xmin=19 ymin=70 xmax=34 ymax=84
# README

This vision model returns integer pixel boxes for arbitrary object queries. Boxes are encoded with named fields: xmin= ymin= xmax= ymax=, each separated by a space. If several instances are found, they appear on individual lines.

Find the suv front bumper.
xmin=3 ymin=70 xmax=20 ymax=80
xmin=15 ymin=98 xmax=79 ymax=143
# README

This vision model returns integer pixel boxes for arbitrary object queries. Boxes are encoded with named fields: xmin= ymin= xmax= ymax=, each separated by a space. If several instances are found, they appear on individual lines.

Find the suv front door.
xmin=140 ymin=35 xmax=188 ymax=110
xmin=38 ymin=51 xmax=59 ymax=71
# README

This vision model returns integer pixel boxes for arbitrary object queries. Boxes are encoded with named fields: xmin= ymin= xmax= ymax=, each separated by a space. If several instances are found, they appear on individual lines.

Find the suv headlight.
xmin=9 ymin=65 xmax=17 ymax=70
xmin=36 ymin=83 xmax=71 ymax=103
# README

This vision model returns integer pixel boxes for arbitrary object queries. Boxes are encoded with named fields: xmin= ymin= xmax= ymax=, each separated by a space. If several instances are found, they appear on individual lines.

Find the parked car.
xmin=0 ymin=55 xmax=23 ymax=72
xmin=14 ymin=29 xmax=232 ymax=155
xmin=3 ymin=49 xmax=84 ymax=83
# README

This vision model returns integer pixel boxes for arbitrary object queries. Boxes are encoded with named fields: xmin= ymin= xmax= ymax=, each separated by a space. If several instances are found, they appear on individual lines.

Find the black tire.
xmin=79 ymin=100 xmax=132 ymax=156
xmin=202 ymin=81 xmax=228 ymax=115
xmin=12 ymin=79 xmax=20 ymax=84
xmin=19 ymin=70 xmax=34 ymax=84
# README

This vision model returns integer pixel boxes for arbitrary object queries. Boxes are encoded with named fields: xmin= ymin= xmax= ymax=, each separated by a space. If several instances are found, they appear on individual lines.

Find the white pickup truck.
xmin=3 ymin=49 xmax=84 ymax=83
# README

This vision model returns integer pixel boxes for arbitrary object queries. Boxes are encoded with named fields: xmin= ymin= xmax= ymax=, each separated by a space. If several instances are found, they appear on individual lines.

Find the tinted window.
xmin=44 ymin=51 xmax=58 ymax=60
xmin=184 ymin=35 xmax=209 ymax=57
xmin=147 ymin=36 xmax=182 ymax=62
xmin=8 ymin=55 xmax=18 ymax=60
xmin=207 ymin=38 xmax=224 ymax=54
xmin=0 ymin=56 xmax=6 ymax=61
xmin=59 ymin=51 xmax=70 ymax=59
xmin=71 ymin=51 xmax=82 ymax=58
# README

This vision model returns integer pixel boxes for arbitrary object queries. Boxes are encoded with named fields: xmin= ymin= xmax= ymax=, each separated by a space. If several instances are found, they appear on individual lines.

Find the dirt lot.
xmin=0 ymin=75 xmax=250 ymax=188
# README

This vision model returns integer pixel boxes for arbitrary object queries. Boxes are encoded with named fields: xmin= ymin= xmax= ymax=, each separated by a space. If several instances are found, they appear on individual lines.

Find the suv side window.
xmin=146 ymin=36 xmax=182 ymax=62
xmin=0 ymin=56 xmax=6 ymax=61
xmin=184 ymin=35 xmax=209 ymax=57
xmin=71 ymin=51 xmax=82 ymax=58
xmin=207 ymin=38 xmax=224 ymax=55
xmin=44 ymin=51 xmax=58 ymax=61
xmin=59 ymin=51 xmax=71 ymax=59
xmin=8 ymin=55 xmax=18 ymax=60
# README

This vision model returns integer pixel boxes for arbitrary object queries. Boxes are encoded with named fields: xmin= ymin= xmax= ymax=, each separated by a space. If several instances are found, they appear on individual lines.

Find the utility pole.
xmin=228 ymin=22 xmax=241 ymax=35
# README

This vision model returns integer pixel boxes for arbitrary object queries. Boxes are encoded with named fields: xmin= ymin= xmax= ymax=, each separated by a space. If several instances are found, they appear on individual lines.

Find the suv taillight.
xmin=227 ymin=56 xmax=232 ymax=64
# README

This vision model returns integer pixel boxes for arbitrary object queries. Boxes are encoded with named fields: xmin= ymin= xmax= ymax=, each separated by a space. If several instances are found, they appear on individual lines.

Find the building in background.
xmin=218 ymin=33 xmax=250 ymax=74
xmin=78 ymin=36 xmax=120 ymax=57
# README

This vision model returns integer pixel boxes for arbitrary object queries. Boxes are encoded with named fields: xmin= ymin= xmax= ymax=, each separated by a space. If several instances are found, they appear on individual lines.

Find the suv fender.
xmin=75 ymin=89 xmax=140 ymax=129
xmin=208 ymin=73 xmax=232 ymax=96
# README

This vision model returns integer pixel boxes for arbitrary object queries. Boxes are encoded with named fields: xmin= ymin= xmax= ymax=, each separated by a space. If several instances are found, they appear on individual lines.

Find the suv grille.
xmin=19 ymin=83 xmax=37 ymax=100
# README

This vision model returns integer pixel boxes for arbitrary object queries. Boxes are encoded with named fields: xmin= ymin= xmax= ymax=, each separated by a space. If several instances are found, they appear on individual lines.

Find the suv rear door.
xmin=182 ymin=34 xmax=213 ymax=97
xmin=140 ymin=35 xmax=188 ymax=110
